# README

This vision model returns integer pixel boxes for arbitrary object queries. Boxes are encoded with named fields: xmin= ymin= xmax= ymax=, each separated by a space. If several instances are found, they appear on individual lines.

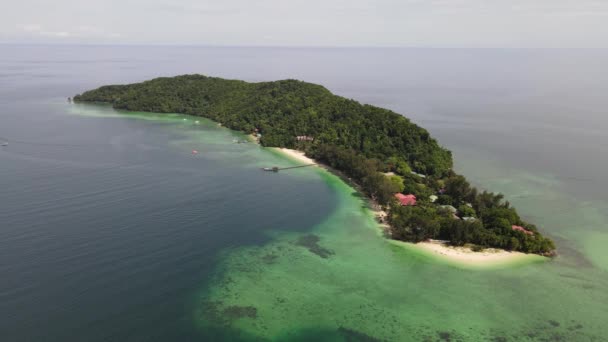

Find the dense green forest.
xmin=74 ymin=75 xmax=451 ymax=176
xmin=75 ymin=75 xmax=555 ymax=255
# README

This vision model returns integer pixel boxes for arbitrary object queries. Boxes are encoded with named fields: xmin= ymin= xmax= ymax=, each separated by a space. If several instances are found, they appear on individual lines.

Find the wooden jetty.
xmin=262 ymin=164 xmax=316 ymax=172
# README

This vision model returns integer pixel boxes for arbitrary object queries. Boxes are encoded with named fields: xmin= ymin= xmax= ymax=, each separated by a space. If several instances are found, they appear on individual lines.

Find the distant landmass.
xmin=75 ymin=74 xmax=555 ymax=256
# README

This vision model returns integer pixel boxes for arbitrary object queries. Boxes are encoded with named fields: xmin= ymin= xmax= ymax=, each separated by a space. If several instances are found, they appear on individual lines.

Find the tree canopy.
xmin=74 ymin=74 xmax=452 ymax=176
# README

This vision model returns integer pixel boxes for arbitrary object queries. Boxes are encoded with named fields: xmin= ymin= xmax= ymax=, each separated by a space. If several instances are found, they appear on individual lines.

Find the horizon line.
xmin=1 ymin=42 xmax=607 ymax=50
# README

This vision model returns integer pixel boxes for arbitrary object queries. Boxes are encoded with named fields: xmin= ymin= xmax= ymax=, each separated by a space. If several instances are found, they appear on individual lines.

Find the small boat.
xmin=1 ymin=142 xmax=7 ymax=147
xmin=192 ymin=149 xmax=199 ymax=154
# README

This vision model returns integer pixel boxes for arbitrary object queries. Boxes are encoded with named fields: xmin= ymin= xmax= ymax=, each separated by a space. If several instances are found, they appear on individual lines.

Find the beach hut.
xmin=395 ymin=193 xmax=417 ymax=206
xmin=410 ymin=171 xmax=426 ymax=178
xmin=439 ymin=205 xmax=458 ymax=213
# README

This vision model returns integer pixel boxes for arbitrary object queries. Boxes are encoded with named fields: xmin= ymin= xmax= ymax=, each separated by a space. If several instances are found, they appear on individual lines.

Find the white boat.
xmin=1 ymin=142 xmax=7 ymax=146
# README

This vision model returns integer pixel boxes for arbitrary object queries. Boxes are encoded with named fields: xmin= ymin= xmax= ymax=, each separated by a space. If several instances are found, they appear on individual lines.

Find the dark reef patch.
xmin=568 ymin=323 xmax=583 ymax=331
xmin=223 ymin=305 xmax=258 ymax=320
xmin=491 ymin=336 xmax=508 ymax=342
xmin=261 ymin=253 xmax=278 ymax=264
xmin=295 ymin=234 xmax=334 ymax=258
xmin=199 ymin=300 xmax=258 ymax=326
xmin=515 ymin=319 xmax=591 ymax=342
xmin=337 ymin=327 xmax=382 ymax=342
xmin=437 ymin=331 xmax=452 ymax=341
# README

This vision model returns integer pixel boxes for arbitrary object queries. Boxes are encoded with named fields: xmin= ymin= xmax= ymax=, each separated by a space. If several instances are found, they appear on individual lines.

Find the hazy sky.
xmin=1 ymin=0 xmax=607 ymax=47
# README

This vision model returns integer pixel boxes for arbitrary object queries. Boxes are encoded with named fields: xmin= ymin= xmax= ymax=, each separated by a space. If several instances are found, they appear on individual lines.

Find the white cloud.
xmin=17 ymin=24 xmax=120 ymax=40
xmin=4 ymin=0 xmax=608 ymax=47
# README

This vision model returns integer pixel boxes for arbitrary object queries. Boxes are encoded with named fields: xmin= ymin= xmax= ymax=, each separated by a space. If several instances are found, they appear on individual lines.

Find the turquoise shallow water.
xmin=195 ymin=143 xmax=608 ymax=341
xmin=1 ymin=45 xmax=607 ymax=341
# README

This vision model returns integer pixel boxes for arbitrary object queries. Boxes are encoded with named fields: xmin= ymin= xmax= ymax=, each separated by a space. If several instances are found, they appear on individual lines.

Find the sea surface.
xmin=1 ymin=45 xmax=607 ymax=341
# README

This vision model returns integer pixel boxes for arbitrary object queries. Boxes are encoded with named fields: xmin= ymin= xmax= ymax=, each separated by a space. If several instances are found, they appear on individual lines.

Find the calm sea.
xmin=1 ymin=45 xmax=607 ymax=341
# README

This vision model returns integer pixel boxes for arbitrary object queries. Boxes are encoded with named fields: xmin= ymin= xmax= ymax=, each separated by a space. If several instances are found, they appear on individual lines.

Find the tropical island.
xmin=74 ymin=74 xmax=556 ymax=257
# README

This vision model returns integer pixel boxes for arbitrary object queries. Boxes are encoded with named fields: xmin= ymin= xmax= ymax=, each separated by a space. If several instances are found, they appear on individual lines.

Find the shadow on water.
xmin=351 ymin=191 xmax=364 ymax=198
xmin=195 ymin=311 xmax=592 ymax=342
xmin=199 ymin=300 xmax=387 ymax=341
xmin=196 ymin=318 xmax=385 ymax=342
xmin=550 ymin=235 xmax=595 ymax=269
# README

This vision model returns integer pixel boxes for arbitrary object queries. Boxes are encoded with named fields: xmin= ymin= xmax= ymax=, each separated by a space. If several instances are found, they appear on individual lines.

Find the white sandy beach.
xmin=411 ymin=240 xmax=538 ymax=266
xmin=274 ymin=148 xmax=318 ymax=165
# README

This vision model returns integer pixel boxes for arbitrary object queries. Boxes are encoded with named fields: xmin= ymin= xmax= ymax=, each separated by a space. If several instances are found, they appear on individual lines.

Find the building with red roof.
xmin=512 ymin=225 xmax=533 ymax=235
xmin=395 ymin=193 xmax=417 ymax=206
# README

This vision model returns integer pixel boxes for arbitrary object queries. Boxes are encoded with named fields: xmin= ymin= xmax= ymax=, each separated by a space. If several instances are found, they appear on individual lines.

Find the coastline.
xmin=272 ymin=147 xmax=318 ymax=165
xmin=272 ymin=146 xmax=544 ymax=268
xmin=403 ymin=240 xmax=544 ymax=267
xmin=70 ymin=103 xmax=545 ymax=269
xmin=74 ymin=75 xmax=555 ymax=261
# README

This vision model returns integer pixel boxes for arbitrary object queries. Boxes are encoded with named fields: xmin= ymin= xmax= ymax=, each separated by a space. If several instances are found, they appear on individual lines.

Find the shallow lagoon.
xmin=195 ymin=146 xmax=607 ymax=341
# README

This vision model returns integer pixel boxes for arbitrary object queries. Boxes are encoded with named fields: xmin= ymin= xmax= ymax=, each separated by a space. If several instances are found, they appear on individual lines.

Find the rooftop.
xmin=395 ymin=193 xmax=416 ymax=206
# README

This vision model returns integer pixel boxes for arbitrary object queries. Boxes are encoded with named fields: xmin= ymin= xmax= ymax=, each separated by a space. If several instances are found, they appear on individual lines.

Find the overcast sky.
xmin=1 ymin=0 xmax=607 ymax=47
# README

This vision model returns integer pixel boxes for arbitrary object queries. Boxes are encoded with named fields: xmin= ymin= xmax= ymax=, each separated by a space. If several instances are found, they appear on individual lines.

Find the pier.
xmin=262 ymin=164 xmax=316 ymax=172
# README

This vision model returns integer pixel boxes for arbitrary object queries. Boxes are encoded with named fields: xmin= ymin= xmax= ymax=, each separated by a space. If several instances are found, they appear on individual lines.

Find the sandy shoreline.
xmin=272 ymin=147 xmax=544 ymax=268
xmin=409 ymin=240 xmax=540 ymax=266
xmin=273 ymin=148 xmax=318 ymax=165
